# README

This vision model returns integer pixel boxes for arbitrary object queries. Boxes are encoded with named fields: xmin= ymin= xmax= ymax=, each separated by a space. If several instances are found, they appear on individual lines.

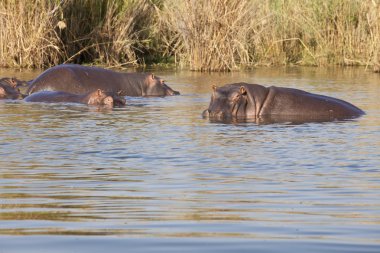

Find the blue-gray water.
xmin=0 ymin=67 xmax=379 ymax=252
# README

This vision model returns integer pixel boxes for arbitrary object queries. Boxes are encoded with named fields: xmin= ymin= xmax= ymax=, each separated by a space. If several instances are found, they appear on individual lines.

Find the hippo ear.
xmin=96 ymin=89 xmax=102 ymax=96
xmin=10 ymin=78 xmax=17 ymax=88
xmin=0 ymin=87 xmax=5 ymax=95
xmin=212 ymin=85 xmax=217 ymax=92
xmin=151 ymin=73 xmax=155 ymax=80
xmin=239 ymin=86 xmax=247 ymax=95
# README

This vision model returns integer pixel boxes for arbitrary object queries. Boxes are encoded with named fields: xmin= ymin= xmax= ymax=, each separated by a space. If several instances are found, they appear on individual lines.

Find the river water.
xmin=0 ymin=67 xmax=379 ymax=253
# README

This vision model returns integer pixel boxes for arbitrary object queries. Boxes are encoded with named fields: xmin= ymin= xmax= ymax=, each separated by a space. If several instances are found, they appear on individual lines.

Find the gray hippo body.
xmin=24 ymin=89 xmax=125 ymax=107
xmin=203 ymin=83 xmax=365 ymax=123
xmin=26 ymin=64 xmax=180 ymax=97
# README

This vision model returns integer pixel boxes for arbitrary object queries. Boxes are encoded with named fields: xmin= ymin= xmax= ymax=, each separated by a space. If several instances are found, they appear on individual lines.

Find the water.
xmin=0 ymin=67 xmax=379 ymax=252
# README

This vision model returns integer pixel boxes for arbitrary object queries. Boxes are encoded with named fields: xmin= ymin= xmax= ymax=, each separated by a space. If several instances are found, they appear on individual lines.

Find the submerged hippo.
xmin=24 ymin=89 xmax=126 ymax=107
xmin=203 ymin=83 xmax=365 ymax=123
xmin=0 ymin=77 xmax=25 ymax=100
xmin=26 ymin=64 xmax=180 ymax=97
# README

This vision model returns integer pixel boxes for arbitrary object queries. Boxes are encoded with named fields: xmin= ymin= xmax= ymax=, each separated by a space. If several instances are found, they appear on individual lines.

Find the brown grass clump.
xmin=260 ymin=0 xmax=380 ymax=67
xmin=0 ymin=0 xmax=379 ymax=71
xmin=157 ymin=0 xmax=257 ymax=71
xmin=60 ymin=0 xmax=154 ymax=67
xmin=157 ymin=0 xmax=380 ymax=71
xmin=0 ymin=0 xmax=155 ymax=68
xmin=0 ymin=0 xmax=64 ymax=68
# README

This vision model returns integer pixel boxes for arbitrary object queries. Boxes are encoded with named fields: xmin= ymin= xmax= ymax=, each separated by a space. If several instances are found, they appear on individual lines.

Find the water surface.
xmin=0 ymin=67 xmax=379 ymax=252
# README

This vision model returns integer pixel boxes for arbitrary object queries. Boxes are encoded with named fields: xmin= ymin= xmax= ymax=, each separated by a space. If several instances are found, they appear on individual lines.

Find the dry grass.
xmin=158 ymin=0 xmax=257 ymax=71
xmin=158 ymin=0 xmax=380 ymax=71
xmin=259 ymin=0 xmax=380 ymax=67
xmin=0 ymin=0 xmax=379 ymax=71
xmin=0 ymin=0 xmax=64 ymax=68
xmin=0 ymin=0 xmax=154 ymax=68
xmin=60 ymin=0 xmax=154 ymax=67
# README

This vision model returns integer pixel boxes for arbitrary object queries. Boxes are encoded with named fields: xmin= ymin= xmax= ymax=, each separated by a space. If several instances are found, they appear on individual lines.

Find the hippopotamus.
xmin=203 ymin=83 xmax=365 ymax=123
xmin=24 ymin=89 xmax=126 ymax=107
xmin=26 ymin=64 xmax=180 ymax=97
xmin=0 ymin=77 xmax=25 ymax=99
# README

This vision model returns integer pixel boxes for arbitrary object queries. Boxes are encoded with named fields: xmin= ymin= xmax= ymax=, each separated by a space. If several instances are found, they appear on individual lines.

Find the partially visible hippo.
xmin=0 ymin=77 xmax=25 ymax=100
xmin=24 ymin=89 xmax=126 ymax=107
xmin=203 ymin=83 xmax=365 ymax=123
xmin=26 ymin=64 xmax=180 ymax=97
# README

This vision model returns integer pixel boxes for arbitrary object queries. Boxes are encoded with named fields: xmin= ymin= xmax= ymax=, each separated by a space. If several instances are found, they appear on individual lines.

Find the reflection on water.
xmin=0 ymin=67 xmax=380 ymax=252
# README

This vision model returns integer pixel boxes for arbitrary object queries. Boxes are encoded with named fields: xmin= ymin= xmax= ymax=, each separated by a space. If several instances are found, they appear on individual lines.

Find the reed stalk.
xmin=157 ymin=0 xmax=380 ymax=71
xmin=0 ymin=0 xmax=64 ymax=68
xmin=0 ymin=0 xmax=379 ymax=71
xmin=157 ymin=0 xmax=257 ymax=71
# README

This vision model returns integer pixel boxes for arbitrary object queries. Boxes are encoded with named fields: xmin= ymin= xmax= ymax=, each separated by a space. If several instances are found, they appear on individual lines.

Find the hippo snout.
xmin=202 ymin=109 xmax=210 ymax=118
xmin=167 ymin=88 xmax=180 ymax=96
xmin=202 ymin=109 xmax=227 ymax=119
xmin=163 ymin=84 xmax=180 ymax=96
xmin=172 ymin=90 xmax=180 ymax=95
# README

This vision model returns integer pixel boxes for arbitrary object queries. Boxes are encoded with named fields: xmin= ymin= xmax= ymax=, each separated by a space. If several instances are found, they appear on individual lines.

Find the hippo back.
xmin=24 ymin=91 xmax=84 ymax=103
xmin=27 ymin=64 xmax=145 ymax=96
xmin=260 ymin=86 xmax=365 ymax=118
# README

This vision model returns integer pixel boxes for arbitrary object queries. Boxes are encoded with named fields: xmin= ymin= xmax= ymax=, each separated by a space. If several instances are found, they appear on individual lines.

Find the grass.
xmin=0 ymin=0 xmax=64 ymax=68
xmin=0 ymin=0 xmax=379 ymax=71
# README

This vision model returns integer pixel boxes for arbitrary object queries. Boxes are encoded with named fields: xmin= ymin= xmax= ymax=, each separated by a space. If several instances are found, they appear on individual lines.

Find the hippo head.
xmin=203 ymin=84 xmax=253 ymax=120
xmin=102 ymin=96 xmax=114 ymax=107
xmin=87 ymin=89 xmax=113 ymax=106
xmin=143 ymin=74 xmax=180 ymax=96
xmin=0 ymin=78 xmax=25 ymax=99
xmin=111 ymin=92 xmax=127 ymax=107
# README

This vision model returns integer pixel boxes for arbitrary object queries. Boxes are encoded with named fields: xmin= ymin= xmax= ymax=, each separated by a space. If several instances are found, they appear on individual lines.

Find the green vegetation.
xmin=0 ymin=0 xmax=379 ymax=71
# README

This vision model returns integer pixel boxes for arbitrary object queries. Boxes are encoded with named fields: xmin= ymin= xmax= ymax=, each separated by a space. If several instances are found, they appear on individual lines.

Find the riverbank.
xmin=0 ymin=0 xmax=379 ymax=71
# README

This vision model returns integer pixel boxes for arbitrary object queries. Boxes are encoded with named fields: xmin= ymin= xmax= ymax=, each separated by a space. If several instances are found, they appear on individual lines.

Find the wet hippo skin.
xmin=26 ymin=64 xmax=180 ymax=97
xmin=0 ymin=77 xmax=25 ymax=100
xmin=203 ymin=82 xmax=365 ymax=123
xmin=24 ymin=89 xmax=125 ymax=107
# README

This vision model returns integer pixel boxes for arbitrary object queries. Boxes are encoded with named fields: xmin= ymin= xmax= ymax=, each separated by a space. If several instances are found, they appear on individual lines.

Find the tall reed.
xmin=157 ymin=0 xmax=257 ymax=71
xmin=0 ymin=0 xmax=64 ymax=68
xmin=60 ymin=0 xmax=154 ymax=66
xmin=260 ymin=0 xmax=380 ymax=67
xmin=0 ymin=0 xmax=155 ymax=68
xmin=157 ymin=0 xmax=380 ymax=71
xmin=0 ymin=0 xmax=379 ymax=71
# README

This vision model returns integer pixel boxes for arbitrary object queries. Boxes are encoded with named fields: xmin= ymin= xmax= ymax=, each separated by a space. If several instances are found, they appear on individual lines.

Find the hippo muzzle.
xmin=164 ymin=84 xmax=180 ymax=96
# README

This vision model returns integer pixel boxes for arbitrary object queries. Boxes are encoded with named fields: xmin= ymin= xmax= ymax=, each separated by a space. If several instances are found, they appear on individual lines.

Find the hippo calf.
xmin=26 ymin=64 xmax=180 ymax=97
xmin=203 ymin=83 xmax=365 ymax=123
xmin=0 ymin=77 xmax=25 ymax=100
xmin=24 ymin=89 xmax=126 ymax=107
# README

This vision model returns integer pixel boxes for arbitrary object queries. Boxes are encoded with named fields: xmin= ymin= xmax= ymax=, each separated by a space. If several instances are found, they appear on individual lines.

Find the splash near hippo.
xmin=26 ymin=64 xmax=180 ymax=97
xmin=203 ymin=83 xmax=365 ymax=123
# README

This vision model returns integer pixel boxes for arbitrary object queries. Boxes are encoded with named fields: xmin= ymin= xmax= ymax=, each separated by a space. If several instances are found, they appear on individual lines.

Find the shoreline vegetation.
xmin=0 ymin=0 xmax=379 ymax=72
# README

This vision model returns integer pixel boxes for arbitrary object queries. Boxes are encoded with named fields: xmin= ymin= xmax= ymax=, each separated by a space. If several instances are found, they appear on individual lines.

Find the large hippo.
xmin=24 ymin=89 xmax=126 ymax=107
xmin=0 ymin=77 xmax=25 ymax=100
xmin=26 ymin=64 xmax=180 ymax=97
xmin=203 ymin=83 xmax=365 ymax=123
